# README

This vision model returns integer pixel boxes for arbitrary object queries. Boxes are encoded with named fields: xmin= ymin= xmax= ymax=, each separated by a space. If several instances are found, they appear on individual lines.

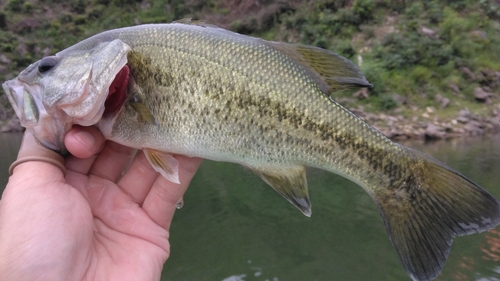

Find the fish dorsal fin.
xmin=249 ymin=165 xmax=311 ymax=217
xmin=173 ymin=18 xmax=218 ymax=28
xmin=144 ymin=149 xmax=180 ymax=184
xmin=267 ymin=42 xmax=372 ymax=94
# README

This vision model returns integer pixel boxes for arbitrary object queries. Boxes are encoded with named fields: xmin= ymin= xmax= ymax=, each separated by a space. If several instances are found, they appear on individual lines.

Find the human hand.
xmin=0 ymin=126 xmax=203 ymax=281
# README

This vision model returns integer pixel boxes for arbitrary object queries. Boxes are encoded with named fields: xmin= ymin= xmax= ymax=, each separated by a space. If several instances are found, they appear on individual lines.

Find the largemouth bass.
xmin=3 ymin=21 xmax=500 ymax=281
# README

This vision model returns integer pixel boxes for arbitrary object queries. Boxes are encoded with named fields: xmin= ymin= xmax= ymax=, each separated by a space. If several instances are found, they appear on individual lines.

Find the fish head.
xmin=2 ymin=39 xmax=131 ymax=153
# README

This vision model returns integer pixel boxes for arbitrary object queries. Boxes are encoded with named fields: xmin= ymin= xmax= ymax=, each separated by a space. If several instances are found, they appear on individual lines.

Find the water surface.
xmin=0 ymin=133 xmax=499 ymax=281
xmin=0 ymin=133 xmax=22 ymax=188
xmin=162 ymin=135 xmax=500 ymax=281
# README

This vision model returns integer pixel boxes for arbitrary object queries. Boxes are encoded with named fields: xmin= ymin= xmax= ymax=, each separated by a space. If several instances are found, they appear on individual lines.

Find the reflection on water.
xmin=482 ymin=229 xmax=500 ymax=263
xmin=0 ymin=133 xmax=499 ymax=281
xmin=447 ymin=228 xmax=500 ymax=281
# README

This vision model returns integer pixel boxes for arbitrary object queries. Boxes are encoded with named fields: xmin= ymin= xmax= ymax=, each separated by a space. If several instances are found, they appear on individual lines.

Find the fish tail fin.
xmin=374 ymin=148 xmax=500 ymax=281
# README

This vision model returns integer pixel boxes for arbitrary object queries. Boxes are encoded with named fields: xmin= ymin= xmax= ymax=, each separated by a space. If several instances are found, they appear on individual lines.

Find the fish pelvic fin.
xmin=267 ymin=42 xmax=372 ymax=93
xmin=249 ymin=165 xmax=311 ymax=217
xmin=144 ymin=149 xmax=180 ymax=184
xmin=375 ymin=149 xmax=500 ymax=281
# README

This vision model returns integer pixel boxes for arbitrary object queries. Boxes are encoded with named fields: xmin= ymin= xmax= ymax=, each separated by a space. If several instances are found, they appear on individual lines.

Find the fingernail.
xmin=74 ymin=130 xmax=94 ymax=148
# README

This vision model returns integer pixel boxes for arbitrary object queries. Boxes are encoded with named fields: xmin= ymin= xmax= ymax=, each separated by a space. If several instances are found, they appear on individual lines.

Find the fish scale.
xmin=3 ymin=22 xmax=500 ymax=281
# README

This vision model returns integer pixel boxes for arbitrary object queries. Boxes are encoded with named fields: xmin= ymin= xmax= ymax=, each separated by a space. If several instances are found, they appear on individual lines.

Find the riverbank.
xmin=354 ymin=104 xmax=500 ymax=140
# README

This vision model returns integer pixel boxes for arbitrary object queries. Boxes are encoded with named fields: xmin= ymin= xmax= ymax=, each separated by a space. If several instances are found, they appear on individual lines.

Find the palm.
xmin=0 ymin=127 xmax=202 ymax=281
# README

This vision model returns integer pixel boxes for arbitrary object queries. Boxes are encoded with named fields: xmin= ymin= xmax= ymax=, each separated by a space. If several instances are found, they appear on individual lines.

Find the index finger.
xmin=142 ymin=155 xmax=203 ymax=230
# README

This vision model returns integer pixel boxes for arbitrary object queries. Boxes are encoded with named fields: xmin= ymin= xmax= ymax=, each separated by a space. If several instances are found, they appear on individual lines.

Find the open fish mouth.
xmin=2 ymin=78 xmax=49 ymax=130
xmin=1 ymin=39 xmax=131 ymax=153
xmin=1 ymin=53 xmax=130 ymax=153
xmin=2 ymin=78 xmax=68 ymax=151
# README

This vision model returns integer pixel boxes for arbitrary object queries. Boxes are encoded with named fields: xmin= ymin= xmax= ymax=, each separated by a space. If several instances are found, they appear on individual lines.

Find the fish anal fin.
xmin=249 ymin=166 xmax=311 ymax=217
xmin=144 ymin=149 xmax=180 ymax=184
xmin=267 ymin=42 xmax=372 ymax=93
xmin=374 ymin=149 xmax=500 ymax=281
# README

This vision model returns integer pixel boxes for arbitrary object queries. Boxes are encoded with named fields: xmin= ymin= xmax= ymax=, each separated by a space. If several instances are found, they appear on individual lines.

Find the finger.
xmin=117 ymin=150 xmax=160 ymax=204
xmin=142 ymin=155 xmax=203 ymax=229
xmin=65 ymin=126 xmax=106 ymax=174
xmin=88 ymin=141 xmax=138 ymax=182
xmin=65 ymin=126 xmax=106 ymax=159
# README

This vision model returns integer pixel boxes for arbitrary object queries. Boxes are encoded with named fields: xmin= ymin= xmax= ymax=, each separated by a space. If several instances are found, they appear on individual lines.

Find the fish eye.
xmin=38 ymin=57 xmax=58 ymax=74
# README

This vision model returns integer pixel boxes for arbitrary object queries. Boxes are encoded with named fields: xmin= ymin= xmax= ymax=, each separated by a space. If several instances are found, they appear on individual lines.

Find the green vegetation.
xmin=1 ymin=0 xmax=499 ymax=119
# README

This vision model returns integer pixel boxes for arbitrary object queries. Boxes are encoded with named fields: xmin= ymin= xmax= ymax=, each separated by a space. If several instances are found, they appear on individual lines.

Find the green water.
xmin=0 ymin=133 xmax=22 ymax=188
xmin=0 ymin=133 xmax=499 ymax=281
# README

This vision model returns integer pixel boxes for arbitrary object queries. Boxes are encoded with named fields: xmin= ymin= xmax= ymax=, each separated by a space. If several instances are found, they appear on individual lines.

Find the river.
xmin=0 ymin=133 xmax=499 ymax=281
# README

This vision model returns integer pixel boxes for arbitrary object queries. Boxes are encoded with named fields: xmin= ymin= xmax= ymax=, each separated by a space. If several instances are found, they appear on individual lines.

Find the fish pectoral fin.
xmin=267 ymin=42 xmax=372 ymax=93
xmin=144 ymin=149 xmax=180 ymax=184
xmin=130 ymin=98 xmax=157 ymax=125
xmin=249 ymin=165 xmax=311 ymax=217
